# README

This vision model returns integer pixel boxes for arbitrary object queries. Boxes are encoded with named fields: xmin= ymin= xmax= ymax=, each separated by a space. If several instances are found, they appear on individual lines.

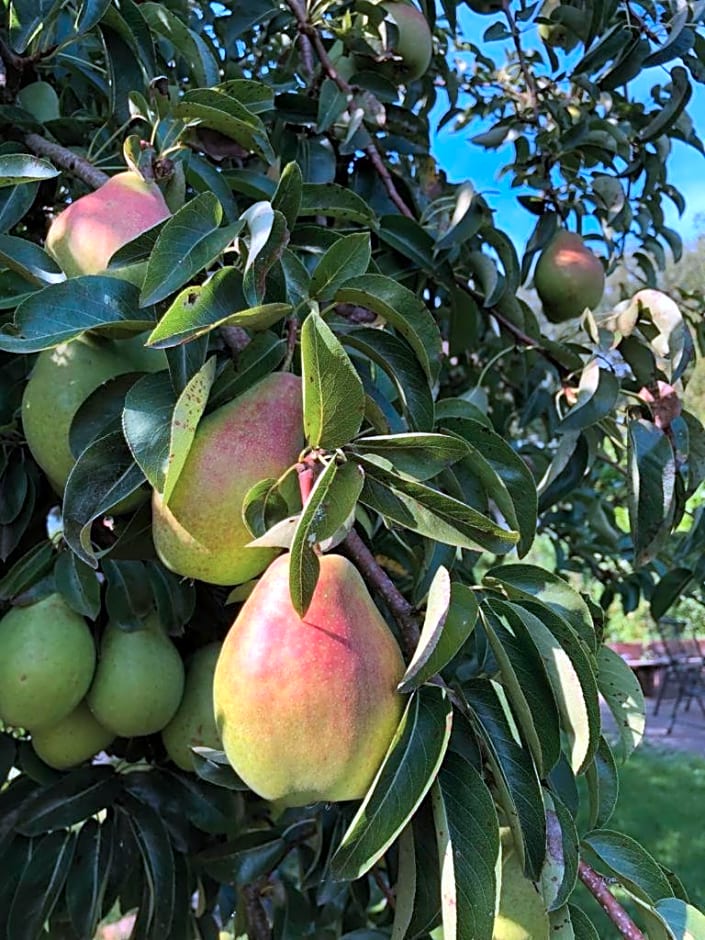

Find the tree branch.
xmin=285 ymin=0 xmax=415 ymax=219
xmin=243 ymin=882 xmax=272 ymax=940
xmin=24 ymin=132 xmax=110 ymax=189
xmin=502 ymin=0 xmax=538 ymax=112
xmin=578 ymin=860 xmax=646 ymax=940
xmin=342 ymin=528 xmax=420 ymax=657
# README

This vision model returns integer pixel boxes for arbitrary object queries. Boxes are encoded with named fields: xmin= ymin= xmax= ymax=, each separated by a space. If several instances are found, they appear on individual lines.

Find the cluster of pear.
xmin=14 ymin=170 xmax=407 ymax=804
xmin=0 ymin=592 xmax=220 ymax=771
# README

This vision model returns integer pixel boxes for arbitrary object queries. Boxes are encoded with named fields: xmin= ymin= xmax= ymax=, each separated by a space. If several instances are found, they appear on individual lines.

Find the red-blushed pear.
xmin=213 ymin=553 xmax=406 ymax=807
xmin=0 ymin=594 xmax=96 ymax=732
xmin=152 ymin=372 xmax=303 ymax=586
xmin=31 ymin=701 xmax=114 ymax=770
xmin=379 ymin=1 xmax=433 ymax=80
xmin=45 ymin=170 xmax=171 ymax=277
xmin=533 ymin=230 xmax=605 ymax=323
xmin=162 ymin=643 xmax=222 ymax=771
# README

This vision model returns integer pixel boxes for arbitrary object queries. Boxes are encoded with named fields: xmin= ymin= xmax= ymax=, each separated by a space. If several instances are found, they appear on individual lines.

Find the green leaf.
xmin=596 ymin=645 xmax=645 ymax=762
xmin=310 ymin=233 xmax=371 ymax=300
xmin=272 ymin=161 xmax=303 ymax=229
xmin=0 ymin=182 xmax=39 ymax=233
xmin=300 ymin=183 xmax=376 ymax=225
xmin=558 ymin=361 xmax=621 ymax=432
xmin=161 ymin=356 xmax=216 ymax=504
xmin=147 ymin=267 xmax=290 ymax=348
xmin=0 ymin=153 xmax=58 ymax=187
xmin=433 ymin=751 xmax=500 ymax=940
xmin=400 ymin=573 xmax=478 ymax=692
xmin=0 ymin=277 xmax=155 ymax=353
xmin=0 ymin=234 xmax=64 ymax=287
xmin=208 ymin=332 xmax=287 ymax=410
xmin=121 ymin=795 xmax=175 ymax=937
xmin=351 ymin=432 xmax=469 ymax=482
xmin=176 ymin=87 xmax=275 ymax=163
xmin=650 ymin=567 xmax=694 ymax=621
xmin=0 ymin=540 xmax=54 ymax=601
xmin=640 ymin=65 xmax=692 ymax=142
xmin=463 ymin=679 xmax=546 ymax=880
xmin=569 ymin=904 xmax=600 ymax=939
xmin=585 ymin=736 xmax=619 ymax=829
xmin=357 ymin=455 xmax=519 ymax=554
xmin=482 ymin=600 xmax=562 ymax=777
xmin=53 ymin=550 xmax=101 ymax=620
xmin=102 ymin=559 xmax=153 ymax=630
xmin=655 ymin=899 xmax=705 ymax=940
xmin=63 ymin=432 xmax=146 ymax=567
xmin=331 ymin=685 xmax=453 ymax=881
xmin=301 ymin=311 xmax=365 ymax=449
xmin=140 ymin=193 xmax=242 ymax=307
xmin=122 ymin=371 xmax=175 ymax=492
xmin=335 ymin=274 xmax=442 ymax=384
xmin=197 ymin=830 xmax=288 ymax=885
xmin=379 ymin=215 xmax=437 ymax=275
xmin=628 ymin=419 xmax=677 ymax=565
xmin=316 ymin=78 xmax=348 ymax=133
xmin=17 ymin=767 xmax=121 ymax=836
xmin=139 ymin=3 xmax=219 ymax=86
xmin=65 ymin=819 xmax=113 ymax=940
xmin=582 ymin=829 xmax=674 ymax=903
xmin=7 ymin=830 xmax=76 ymax=940
xmin=483 ymin=563 xmax=596 ymax=651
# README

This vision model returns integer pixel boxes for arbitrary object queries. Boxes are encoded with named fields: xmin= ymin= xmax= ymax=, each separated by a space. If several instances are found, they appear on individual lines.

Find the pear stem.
xmin=342 ymin=528 xmax=420 ymax=658
xmin=578 ymin=860 xmax=646 ymax=940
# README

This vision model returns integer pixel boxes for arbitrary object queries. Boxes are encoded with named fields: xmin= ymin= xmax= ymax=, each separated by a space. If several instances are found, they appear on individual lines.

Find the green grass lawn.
xmin=575 ymin=743 xmax=705 ymax=936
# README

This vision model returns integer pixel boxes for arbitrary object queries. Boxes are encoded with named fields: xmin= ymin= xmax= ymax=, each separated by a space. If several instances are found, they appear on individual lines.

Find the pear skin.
xmin=87 ymin=613 xmax=185 ymax=737
xmin=152 ymin=372 xmax=303 ymax=586
xmin=46 ymin=170 xmax=170 ymax=277
xmin=533 ymin=231 xmax=605 ymax=323
xmin=31 ymin=701 xmax=114 ymax=769
xmin=162 ymin=643 xmax=222 ymax=771
xmin=22 ymin=333 xmax=165 ymax=498
xmin=381 ymin=2 xmax=433 ymax=79
xmin=494 ymin=828 xmax=551 ymax=940
xmin=0 ymin=594 xmax=96 ymax=731
xmin=213 ymin=553 xmax=406 ymax=807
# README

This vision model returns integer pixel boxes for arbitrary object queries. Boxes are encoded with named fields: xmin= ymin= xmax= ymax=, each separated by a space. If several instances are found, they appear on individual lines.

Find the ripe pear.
xmin=493 ymin=828 xmax=550 ymax=940
xmin=45 ymin=170 xmax=170 ymax=277
xmin=152 ymin=372 xmax=303 ymax=586
xmin=0 ymin=594 xmax=96 ymax=731
xmin=162 ymin=643 xmax=222 ymax=771
xmin=31 ymin=701 xmax=114 ymax=770
xmin=213 ymin=553 xmax=406 ymax=807
xmin=86 ymin=613 xmax=185 ymax=738
xmin=22 ymin=333 xmax=165 ymax=500
xmin=533 ymin=230 xmax=605 ymax=323
xmin=380 ymin=1 xmax=433 ymax=80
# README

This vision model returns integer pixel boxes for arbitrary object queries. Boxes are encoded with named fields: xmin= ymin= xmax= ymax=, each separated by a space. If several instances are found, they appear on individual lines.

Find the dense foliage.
xmin=1 ymin=0 xmax=705 ymax=937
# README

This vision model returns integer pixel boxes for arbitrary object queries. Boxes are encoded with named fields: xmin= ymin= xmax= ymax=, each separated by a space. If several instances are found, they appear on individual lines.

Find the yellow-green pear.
xmin=87 ymin=613 xmax=185 ymax=737
xmin=152 ymin=372 xmax=303 ymax=586
xmin=0 ymin=594 xmax=96 ymax=731
xmin=31 ymin=701 xmax=114 ymax=770
xmin=213 ymin=553 xmax=406 ymax=807
xmin=494 ymin=828 xmax=551 ymax=940
xmin=22 ymin=333 xmax=165 ymax=500
xmin=46 ymin=170 xmax=171 ymax=277
xmin=380 ymin=1 xmax=433 ymax=79
xmin=162 ymin=643 xmax=222 ymax=771
xmin=533 ymin=230 xmax=605 ymax=323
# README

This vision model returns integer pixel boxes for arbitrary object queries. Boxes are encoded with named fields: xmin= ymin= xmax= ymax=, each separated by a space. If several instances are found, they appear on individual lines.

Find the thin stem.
xmin=24 ymin=132 xmax=110 ymax=189
xmin=342 ymin=528 xmax=420 ymax=657
xmin=578 ymin=860 xmax=646 ymax=940
xmin=502 ymin=0 xmax=538 ymax=112
xmin=242 ymin=883 xmax=272 ymax=940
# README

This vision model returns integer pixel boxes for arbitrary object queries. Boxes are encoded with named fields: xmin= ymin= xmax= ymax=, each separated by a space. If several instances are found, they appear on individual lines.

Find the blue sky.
xmin=430 ymin=6 xmax=705 ymax=252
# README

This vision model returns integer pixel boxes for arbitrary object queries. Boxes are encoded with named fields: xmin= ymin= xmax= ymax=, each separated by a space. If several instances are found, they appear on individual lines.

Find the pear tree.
xmin=0 ymin=0 xmax=704 ymax=938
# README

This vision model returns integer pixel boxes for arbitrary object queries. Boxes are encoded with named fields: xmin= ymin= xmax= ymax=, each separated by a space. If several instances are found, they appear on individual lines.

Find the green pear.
xmin=162 ymin=643 xmax=222 ymax=770
xmin=494 ymin=828 xmax=551 ymax=939
xmin=31 ymin=700 xmax=114 ymax=770
xmin=22 ymin=333 xmax=165 ymax=501
xmin=0 ymin=594 xmax=96 ymax=731
xmin=213 ymin=553 xmax=406 ymax=807
xmin=87 ymin=613 xmax=185 ymax=737
xmin=45 ymin=170 xmax=170 ymax=277
xmin=152 ymin=372 xmax=304 ymax=586
xmin=533 ymin=230 xmax=605 ymax=323
xmin=380 ymin=1 xmax=433 ymax=80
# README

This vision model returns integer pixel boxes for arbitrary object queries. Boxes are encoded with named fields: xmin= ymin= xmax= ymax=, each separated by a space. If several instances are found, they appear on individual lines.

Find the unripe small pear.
xmin=162 ymin=643 xmax=222 ymax=771
xmin=533 ymin=230 xmax=605 ymax=323
xmin=87 ymin=613 xmax=185 ymax=737
xmin=214 ymin=553 xmax=406 ymax=807
xmin=494 ymin=828 xmax=550 ymax=939
xmin=46 ymin=170 xmax=170 ymax=277
xmin=0 ymin=594 xmax=96 ymax=731
xmin=31 ymin=701 xmax=114 ymax=770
